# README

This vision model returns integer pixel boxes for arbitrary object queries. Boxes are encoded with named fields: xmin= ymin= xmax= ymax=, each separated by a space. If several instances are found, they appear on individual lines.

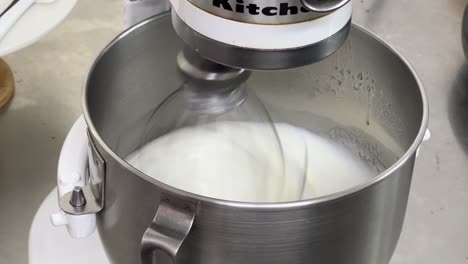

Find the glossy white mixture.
xmin=126 ymin=122 xmax=376 ymax=202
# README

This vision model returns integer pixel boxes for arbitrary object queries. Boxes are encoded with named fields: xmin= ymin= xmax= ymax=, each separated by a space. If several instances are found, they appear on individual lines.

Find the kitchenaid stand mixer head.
xmin=170 ymin=0 xmax=352 ymax=70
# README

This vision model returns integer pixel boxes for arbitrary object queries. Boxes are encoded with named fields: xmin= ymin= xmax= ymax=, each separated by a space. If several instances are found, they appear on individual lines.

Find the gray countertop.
xmin=353 ymin=1 xmax=468 ymax=263
xmin=0 ymin=0 xmax=466 ymax=263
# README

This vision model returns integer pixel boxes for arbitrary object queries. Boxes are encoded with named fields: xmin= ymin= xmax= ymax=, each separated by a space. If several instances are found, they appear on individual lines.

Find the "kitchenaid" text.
xmin=212 ymin=0 xmax=310 ymax=16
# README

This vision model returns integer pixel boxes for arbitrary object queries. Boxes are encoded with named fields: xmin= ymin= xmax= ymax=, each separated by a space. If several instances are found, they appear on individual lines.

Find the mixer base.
xmin=28 ymin=189 xmax=110 ymax=264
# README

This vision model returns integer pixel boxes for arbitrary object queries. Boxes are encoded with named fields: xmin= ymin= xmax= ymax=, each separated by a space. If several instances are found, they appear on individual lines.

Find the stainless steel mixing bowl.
xmin=82 ymin=13 xmax=428 ymax=264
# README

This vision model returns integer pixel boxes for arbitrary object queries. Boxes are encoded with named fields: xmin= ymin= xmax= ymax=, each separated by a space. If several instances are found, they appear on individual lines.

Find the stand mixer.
xmin=29 ymin=0 xmax=429 ymax=263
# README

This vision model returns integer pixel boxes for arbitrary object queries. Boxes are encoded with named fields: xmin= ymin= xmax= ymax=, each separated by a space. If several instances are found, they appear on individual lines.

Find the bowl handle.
xmin=141 ymin=196 xmax=195 ymax=263
xmin=300 ymin=0 xmax=351 ymax=13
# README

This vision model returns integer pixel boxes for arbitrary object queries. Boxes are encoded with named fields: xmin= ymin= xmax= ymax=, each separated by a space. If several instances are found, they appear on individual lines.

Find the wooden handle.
xmin=0 ymin=58 xmax=14 ymax=108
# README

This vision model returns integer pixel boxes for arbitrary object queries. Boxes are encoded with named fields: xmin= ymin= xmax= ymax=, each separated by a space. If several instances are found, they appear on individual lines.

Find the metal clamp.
xmin=300 ymin=0 xmax=351 ymax=13
xmin=141 ymin=195 xmax=195 ymax=264
xmin=59 ymin=130 xmax=105 ymax=215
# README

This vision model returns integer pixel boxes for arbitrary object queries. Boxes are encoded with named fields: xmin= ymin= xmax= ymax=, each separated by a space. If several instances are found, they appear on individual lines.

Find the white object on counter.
xmin=0 ymin=0 xmax=77 ymax=56
xmin=0 ymin=0 xmax=13 ymax=14
xmin=124 ymin=0 xmax=170 ymax=28
xmin=0 ymin=0 xmax=56 ymax=41
xmin=416 ymin=129 xmax=431 ymax=157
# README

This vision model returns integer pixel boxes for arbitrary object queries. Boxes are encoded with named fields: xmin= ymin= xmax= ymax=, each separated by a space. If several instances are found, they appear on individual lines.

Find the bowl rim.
xmin=82 ymin=12 xmax=429 ymax=211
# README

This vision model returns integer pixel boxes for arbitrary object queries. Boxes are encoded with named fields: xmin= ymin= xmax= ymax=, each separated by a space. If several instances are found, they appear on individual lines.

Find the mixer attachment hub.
xmin=176 ymin=48 xmax=250 ymax=114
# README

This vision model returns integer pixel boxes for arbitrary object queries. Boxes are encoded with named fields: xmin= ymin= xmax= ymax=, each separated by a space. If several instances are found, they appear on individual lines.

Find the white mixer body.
xmin=169 ymin=0 xmax=353 ymax=69
xmin=170 ymin=0 xmax=352 ymax=50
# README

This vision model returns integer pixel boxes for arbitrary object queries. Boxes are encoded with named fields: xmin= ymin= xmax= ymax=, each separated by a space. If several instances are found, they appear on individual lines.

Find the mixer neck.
xmin=177 ymin=47 xmax=251 ymax=88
